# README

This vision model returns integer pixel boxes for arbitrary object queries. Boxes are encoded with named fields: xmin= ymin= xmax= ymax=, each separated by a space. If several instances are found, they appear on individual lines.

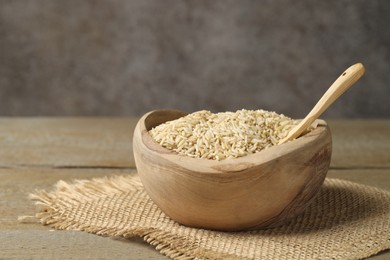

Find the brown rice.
xmin=149 ymin=109 xmax=300 ymax=160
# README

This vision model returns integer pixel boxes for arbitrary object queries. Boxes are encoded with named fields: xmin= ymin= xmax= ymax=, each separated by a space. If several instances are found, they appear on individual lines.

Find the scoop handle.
xmin=279 ymin=63 xmax=365 ymax=144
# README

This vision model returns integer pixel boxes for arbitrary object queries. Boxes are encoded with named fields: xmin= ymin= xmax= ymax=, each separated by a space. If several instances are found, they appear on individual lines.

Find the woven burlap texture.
xmin=30 ymin=174 xmax=390 ymax=260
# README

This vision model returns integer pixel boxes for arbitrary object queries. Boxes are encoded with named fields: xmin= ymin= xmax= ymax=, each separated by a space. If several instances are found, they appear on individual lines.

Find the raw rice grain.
xmin=149 ymin=109 xmax=300 ymax=160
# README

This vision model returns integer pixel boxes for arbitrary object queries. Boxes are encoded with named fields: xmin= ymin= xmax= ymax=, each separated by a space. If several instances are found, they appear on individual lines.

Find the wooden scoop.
xmin=132 ymin=63 xmax=364 ymax=231
xmin=279 ymin=63 xmax=365 ymax=144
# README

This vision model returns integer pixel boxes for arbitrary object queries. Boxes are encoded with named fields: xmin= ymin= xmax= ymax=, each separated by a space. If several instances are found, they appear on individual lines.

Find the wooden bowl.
xmin=133 ymin=110 xmax=332 ymax=231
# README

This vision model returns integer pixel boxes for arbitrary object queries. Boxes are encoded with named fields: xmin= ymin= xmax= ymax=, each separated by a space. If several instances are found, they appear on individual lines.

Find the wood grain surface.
xmin=0 ymin=117 xmax=137 ymax=168
xmin=0 ymin=117 xmax=389 ymax=259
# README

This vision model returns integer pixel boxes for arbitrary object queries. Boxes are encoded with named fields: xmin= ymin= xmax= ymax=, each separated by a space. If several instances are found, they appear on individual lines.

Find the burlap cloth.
xmin=29 ymin=174 xmax=390 ymax=260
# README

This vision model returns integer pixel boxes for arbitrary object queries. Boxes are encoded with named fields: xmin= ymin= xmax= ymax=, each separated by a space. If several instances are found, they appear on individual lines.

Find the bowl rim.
xmin=136 ymin=109 xmax=331 ymax=175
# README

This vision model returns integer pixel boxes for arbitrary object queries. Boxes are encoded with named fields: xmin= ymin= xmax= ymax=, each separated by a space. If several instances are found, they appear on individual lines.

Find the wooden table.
xmin=0 ymin=118 xmax=389 ymax=259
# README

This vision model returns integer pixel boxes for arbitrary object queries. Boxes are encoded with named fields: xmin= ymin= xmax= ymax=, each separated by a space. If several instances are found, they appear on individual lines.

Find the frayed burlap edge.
xmin=27 ymin=174 xmax=390 ymax=260
xmin=28 ymin=175 xmax=241 ymax=260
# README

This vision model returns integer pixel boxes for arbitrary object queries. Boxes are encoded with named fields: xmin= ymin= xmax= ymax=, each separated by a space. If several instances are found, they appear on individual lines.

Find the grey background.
xmin=0 ymin=0 xmax=389 ymax=118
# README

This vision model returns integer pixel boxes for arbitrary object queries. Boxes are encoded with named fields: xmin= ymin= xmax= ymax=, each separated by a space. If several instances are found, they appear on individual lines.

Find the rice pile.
xmin=149 ymin=109 xmax=299 ymax=160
